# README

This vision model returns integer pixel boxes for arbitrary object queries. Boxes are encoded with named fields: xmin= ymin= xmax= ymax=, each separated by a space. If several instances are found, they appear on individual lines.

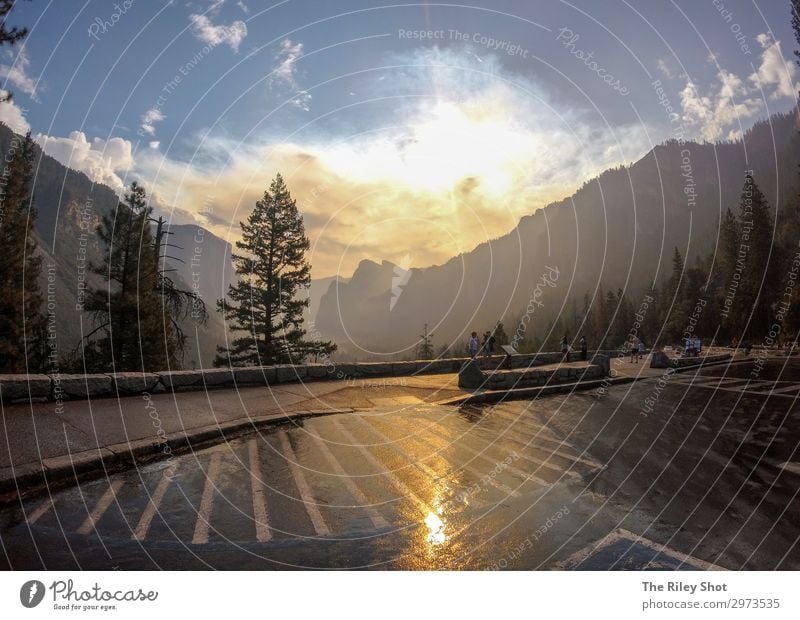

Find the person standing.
xmin=580 ymin=335 xmax=587 ymax=361
xmin=630 ymin=336 xmax=641 ymax=363
xmin=561 ymin=335 xmax=569 ymax=362
xmin=482 ymin=331 xmax=493 ymax=359
xmin=468 ymin=331 xmax=479 ymax=359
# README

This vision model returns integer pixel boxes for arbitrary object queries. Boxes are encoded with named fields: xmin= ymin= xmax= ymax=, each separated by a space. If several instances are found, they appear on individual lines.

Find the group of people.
xmin=561 ymin=335 xmax=589 ymax=362
xmin=468 ymin=330 xmax=497 ymax=359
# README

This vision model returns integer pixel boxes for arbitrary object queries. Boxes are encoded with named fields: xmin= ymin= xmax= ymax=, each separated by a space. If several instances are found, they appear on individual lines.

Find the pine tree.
xmin=0 ymin=132 xmax=45 ymax=372
xmin=493 ymin=321 xmax=509 ymax=347
xmin=736 ymin=175 xmax=778 ymax=340
xmin=0 ymin=1 xmax=30 ymax=103
xmin=662 ymin=247 xmax=687 ymax=343
xmin=417 ymin=323 xmax=434 ymax=360
xmin=83 ymin=182 xmax=177 ymax=371
xmin=216 ymin=174 xmax=335 ymax=366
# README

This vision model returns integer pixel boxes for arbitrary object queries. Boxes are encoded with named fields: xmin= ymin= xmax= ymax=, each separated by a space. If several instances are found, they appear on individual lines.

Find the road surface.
xmin=1 ymin=359 xmax=798 ymax=570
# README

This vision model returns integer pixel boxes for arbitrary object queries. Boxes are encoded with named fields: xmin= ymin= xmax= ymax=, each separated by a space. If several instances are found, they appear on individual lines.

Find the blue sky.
xmin=2 ymin=0 xmax=799 ymax=276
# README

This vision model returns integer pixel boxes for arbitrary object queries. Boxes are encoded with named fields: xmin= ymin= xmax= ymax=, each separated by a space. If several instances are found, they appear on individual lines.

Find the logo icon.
xmin=20 ymin=580 xmax=45 ymax=608
xmin=390 ymin=254 xmax=413 ymax=311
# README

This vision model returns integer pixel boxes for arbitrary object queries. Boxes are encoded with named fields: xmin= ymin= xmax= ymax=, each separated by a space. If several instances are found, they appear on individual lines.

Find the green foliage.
xmin=82 ymin=183 xmax=177 ymax=371
xmin=215 ymin=173 xmax=335 ymax=366
xmin=0 ymin=132 xmax=46 ymax=372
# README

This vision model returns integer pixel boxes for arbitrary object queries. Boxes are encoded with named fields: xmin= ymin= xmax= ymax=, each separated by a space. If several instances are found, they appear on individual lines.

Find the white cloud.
xmin=189 ymin=13 xmax=247 ymax=52
xmin=749 ymin=34 xmax=798 ymax=99
xmin=34 ymin=131 xmax=133 ymax=189
xmin=0 ymin=92 xmax=30 ymax=133
xmin=274 ymin=39 xmax=304 ymax=84
xmin=237 ymin=1 xmax=249 ymax=14
xmin=679 ymin=33 xmax=800 ymax=142
xmin=272 ymin=39 xmax=310 ymax=109
xmin=140 ymin=107 xmax=165 ymax=136
xmin=149 ymin=141 xmax=160 ymax=149
xmin=656 ymin=58 xmax=676 ymax=80
xmin=131 ymin=47 xmax=653 ymax=276
xmin=0 ymin=46 xmax=40 ymax=102
xmin=680 ymin=70 xmax=762 ymax=141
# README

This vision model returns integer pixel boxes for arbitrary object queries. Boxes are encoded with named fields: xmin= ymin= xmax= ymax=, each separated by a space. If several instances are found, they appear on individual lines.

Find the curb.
xmin=0 ymin=407 xmax=353 ymax=507
xmin=436 ymin=376 xmax=637 ymax=406
xmin=438 ymin=355 xmax=755 ymax=406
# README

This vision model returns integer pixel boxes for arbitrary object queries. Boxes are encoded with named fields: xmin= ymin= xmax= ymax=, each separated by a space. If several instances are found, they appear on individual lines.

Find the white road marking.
xmin=331 ymin=417 xmax=431 ymax=514
xmin=430 ymin=422 xmax=560 ymax=485
xmin=192 ymin=452 xmax=222 ymax=544
xmin=553 ymin=528 xmax=728 ymax=571
xmin=779 ymin=461 xmax=800 ymax=476
xmin=277 ymin=431 xmax=330 ymax=536
xmin=132 ymin=468 xmax=174 ymax=541
xmin=354 ymin=415 xmax=442 ymax=479
xmin=491 ymin=410 xmax=604 ymax=469
xmin=26 ymin=498 xmax=54 ymax=524
xmin=77 ymin=480 xmax=124 ymax=536
xmin=308 ymin=433 xmax=389 ymax=529
xmin=248 ymin=439 xmax=272 ymax=542
xmin=391 ymin=421 xmax=524 ymax=497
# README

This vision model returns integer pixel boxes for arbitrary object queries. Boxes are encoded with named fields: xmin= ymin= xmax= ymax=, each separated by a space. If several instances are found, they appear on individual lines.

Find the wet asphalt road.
xmin=1 ymin=359 xmax=798 ymax=570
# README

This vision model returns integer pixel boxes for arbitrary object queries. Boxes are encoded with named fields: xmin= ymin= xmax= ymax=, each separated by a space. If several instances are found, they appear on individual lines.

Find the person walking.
xmin=630 ymin=336 xmax=641 ymax=363
xmin=580 ymin=335 xmax=587 ymax=361
xmin=561 ymin=335 xmax=569 ymax=362
xmin=468 ymin=331 xmax=479 ymax=358
xmin=482 ymin=331 xmax=493 ymax=359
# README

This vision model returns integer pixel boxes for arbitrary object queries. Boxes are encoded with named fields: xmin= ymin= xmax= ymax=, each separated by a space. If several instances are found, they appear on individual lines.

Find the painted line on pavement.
xmin=248 ymin=438 xmax=273 ymax=542
xmin=132 ymin=469 xmax=174 ymax=541
xmin=192 ymin=452 xmax=222 ymax=544
xmin=331 ymin=417 xmax=432 ymax=514
xmin=278 ymin=431 xmax=330 ymax=536
xmin=27 ymin=498 xmax=54 ymax=524
xmin=77 ymin=480 xmax=124 ymax=536
xmin=308 ymin=433 xmax=389 ymax=529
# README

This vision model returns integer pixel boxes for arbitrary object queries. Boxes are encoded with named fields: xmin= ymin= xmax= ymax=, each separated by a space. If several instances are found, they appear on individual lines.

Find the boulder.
xmin=458 ymin=359 xmax=486 ymax=389
xmin=649 ymin=351 xmax=673 ymax=369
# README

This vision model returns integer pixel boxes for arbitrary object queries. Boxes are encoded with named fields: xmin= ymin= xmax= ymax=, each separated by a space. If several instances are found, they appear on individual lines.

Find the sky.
xmin=1 ymin=0 xmax=799 ymax=278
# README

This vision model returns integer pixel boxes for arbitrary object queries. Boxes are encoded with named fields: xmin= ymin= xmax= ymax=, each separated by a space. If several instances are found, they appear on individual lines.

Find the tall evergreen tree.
xmin=216 ymin=173 xmax=335 ymax=366
xmin=0 ymin=132 xmax=45 ymax=372
xmin=0 ymin=1 xmax=30 ymax=102
xmin=83 ymin=182 xmax=177 ymax=371
xmin=736 ymin=175 xmax=778 ymax=340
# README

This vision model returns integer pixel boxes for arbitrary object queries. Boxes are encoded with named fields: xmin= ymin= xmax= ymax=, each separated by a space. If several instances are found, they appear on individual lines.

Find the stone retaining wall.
xmin=0 ymin=349 xmax=626 ymax=404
